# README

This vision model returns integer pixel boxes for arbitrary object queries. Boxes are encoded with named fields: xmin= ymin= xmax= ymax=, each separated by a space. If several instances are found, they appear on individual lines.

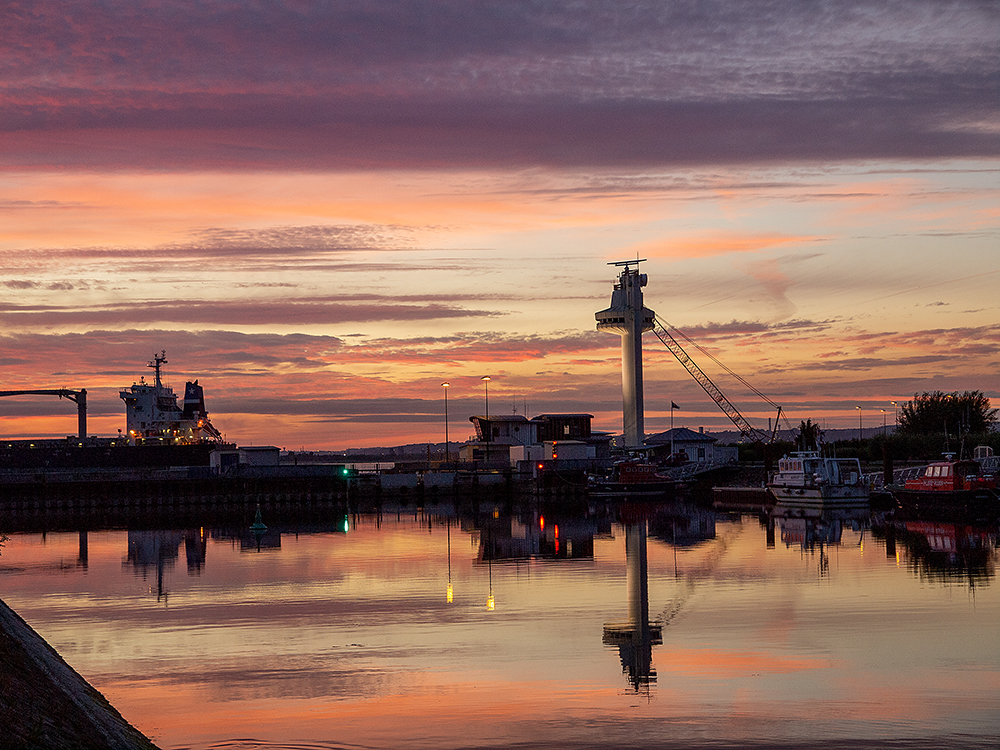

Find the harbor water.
xmin=0 ymin=499 xmax=997 ymax=749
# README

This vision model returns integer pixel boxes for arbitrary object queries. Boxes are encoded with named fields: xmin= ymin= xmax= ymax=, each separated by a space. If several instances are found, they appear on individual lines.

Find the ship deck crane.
xmin=0 ymin=389 xmax=87 ymax=439
xmin=651 ymin=319 xmax=782 ymax=443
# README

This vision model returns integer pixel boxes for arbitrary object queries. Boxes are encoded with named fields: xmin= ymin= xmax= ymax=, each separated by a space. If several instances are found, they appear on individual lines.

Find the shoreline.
xmin=0 ymin=597 xmax=159 ymax=750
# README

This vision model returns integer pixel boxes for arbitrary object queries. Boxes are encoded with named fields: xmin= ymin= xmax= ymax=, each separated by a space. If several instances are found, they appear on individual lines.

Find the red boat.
xmin=588 ymin=460 xmax=675 ymax=497
xmin=890 ymin=457 xmax=999 ymax=517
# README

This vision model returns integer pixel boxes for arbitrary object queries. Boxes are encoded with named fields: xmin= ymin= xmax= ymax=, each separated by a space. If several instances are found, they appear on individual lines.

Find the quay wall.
xmin=0 ymin=466 xmax=591 ymax=520
xmin=0 ymin=597 xmax=159 ymax=749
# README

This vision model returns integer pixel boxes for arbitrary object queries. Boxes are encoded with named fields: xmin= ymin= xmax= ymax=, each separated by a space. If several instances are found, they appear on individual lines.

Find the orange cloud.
xmin=625 ymin=232 xmax=822 ymax=260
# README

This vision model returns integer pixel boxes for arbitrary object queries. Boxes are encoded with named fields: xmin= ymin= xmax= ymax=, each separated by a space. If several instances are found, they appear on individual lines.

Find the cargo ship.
xmin=119 ymin=351 xmax=223 ymax=445
xmin=2 ymin=352 xmax=228 ymax=471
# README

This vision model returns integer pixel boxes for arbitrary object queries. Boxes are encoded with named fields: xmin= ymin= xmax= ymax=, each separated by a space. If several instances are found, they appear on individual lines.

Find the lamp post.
xmin=856 ymin=406 xmax=862 ymax=443
xmin=441 ymin=382 xmax=450 ymax=465
xmin=881 ymin=408 xmax=886 ymax=437
xmin=482 ymin=376 xmax=491 ymax=461
xmin=891 ymin=401 xmax=898 ymax=427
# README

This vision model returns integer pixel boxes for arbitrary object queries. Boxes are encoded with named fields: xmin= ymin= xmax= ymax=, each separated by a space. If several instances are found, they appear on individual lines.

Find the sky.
xmin=1 ymin=0 xmax=998 ymax=450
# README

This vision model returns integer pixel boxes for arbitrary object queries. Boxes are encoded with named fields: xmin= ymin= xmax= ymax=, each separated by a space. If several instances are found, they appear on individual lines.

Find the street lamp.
xmin=891 ymin=401 xmax=898 ymax=426
xmin=881 ymin=408 xmax=886 ymax=437
xmin=441 ymin=382 xmax=450 ymax=464
xmin=856 ymin=406 xmax=862 ymax=443
xmin=482 ymin=376 xmax=491 ymax=461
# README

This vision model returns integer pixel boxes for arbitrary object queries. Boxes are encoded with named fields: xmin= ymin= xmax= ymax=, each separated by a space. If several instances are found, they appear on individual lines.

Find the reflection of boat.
xmin=768 ymin=451 xmax=868 ymax=510
xmin=890 ymin=520 xmax=997 ymax=584
xmin=588 ymin=460 xmax=674 ymax=497
xmin=889 ymin=457 xmax=999 ymax=517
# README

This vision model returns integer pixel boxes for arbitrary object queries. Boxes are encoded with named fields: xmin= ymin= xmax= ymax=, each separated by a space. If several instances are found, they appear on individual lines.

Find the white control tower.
xmin=595 ymin=260 xmax=655 ymax=448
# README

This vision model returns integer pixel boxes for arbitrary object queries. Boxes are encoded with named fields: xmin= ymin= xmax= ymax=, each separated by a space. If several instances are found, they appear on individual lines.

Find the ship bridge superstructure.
xmin=119 ymin=351 xmax=222 ymax=444
xmin=596 ymin=261 xmax=655 ymax=448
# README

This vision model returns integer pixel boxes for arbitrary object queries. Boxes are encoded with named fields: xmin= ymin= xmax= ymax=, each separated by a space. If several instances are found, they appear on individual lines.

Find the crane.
xmin=0 ymin=389 xmax=87 ymax=439
xmin=651 ymin=319 xmax=782 ymax=443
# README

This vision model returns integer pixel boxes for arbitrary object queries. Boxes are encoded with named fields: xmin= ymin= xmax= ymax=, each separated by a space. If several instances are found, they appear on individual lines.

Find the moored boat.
xmin=768 ymin=451 xmax=869 ymax=511
xmin=889 ymin=456 xmax=999 ymax=518
xmin=119 ymin=351 xmax=224 ymax=445
xmin=588 ymin=460 xmax=675 ymax=497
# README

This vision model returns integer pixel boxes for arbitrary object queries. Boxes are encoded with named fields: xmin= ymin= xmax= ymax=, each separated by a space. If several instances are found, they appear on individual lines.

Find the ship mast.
xmin=148 ymin=350 xmax=167 ymax=390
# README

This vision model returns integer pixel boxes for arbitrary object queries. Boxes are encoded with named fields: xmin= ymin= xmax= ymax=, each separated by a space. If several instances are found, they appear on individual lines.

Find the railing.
xmin=866 ymin=465 xmax=928 ymax=490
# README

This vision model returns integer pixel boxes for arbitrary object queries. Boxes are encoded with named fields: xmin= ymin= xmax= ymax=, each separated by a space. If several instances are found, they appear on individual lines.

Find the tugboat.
xmin=768 ymin=451 xmax=869 ymax=512
xmin=889 ymin=455 xmax=999 ymax=518
xmin=119 ymin=351 xmax=223 ymax=445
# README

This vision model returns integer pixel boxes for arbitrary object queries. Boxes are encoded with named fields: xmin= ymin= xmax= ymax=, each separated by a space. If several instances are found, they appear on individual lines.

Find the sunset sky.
xmin=1 ymin=0 xmax=998 ymax=449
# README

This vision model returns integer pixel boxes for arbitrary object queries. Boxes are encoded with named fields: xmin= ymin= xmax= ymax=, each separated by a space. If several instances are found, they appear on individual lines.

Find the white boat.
xmin=768 ymin=451 xmax=869 ymax=510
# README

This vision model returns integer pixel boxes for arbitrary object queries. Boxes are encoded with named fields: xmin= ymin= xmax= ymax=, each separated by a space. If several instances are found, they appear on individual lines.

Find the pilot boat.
xmin=889 ymin=456 xmax=999 ymax=516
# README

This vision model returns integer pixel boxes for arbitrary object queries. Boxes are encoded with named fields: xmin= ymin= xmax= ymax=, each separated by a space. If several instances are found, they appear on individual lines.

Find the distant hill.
xmin=706 ymin=427 xmax=894 ymax=444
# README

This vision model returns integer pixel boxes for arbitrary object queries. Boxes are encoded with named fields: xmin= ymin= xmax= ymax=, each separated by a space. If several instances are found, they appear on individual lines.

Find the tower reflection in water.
xmin=603 ymin=520 xmax=662 ymax=691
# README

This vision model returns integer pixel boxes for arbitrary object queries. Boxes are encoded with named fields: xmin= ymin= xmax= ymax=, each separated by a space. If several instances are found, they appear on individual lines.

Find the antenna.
xmin=147 ymin=350 xmax=167 ymax=389
xmin=609 ymin=258 xmax=647 ymax=269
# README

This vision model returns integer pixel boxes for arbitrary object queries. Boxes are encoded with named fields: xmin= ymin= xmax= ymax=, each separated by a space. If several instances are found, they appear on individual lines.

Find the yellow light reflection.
xmin=446 ymin=583 xmax=453 ymax=603
xmin=487 ymin=594 xmax=495 ymax=611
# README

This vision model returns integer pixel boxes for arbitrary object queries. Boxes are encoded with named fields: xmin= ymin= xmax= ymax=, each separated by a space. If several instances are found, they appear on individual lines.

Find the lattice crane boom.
xmin=651 ymin=319 xmax=779 ymax=443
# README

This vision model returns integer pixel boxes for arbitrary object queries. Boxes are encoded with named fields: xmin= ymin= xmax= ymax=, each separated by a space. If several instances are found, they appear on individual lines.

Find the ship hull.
xmin=889 ymin=486 xmax=999 ymax=520
xmin=769 ymin=484 xmax=869 ymax=510
xmin=588 ymin=480 xmax=675 ymax=498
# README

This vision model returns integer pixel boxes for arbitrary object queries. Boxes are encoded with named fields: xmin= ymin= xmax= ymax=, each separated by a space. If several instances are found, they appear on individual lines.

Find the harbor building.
xmin=461 ymin=413 xmax=611 ymax=467
xmin=644 ymin=427 xmax=738 ymax=464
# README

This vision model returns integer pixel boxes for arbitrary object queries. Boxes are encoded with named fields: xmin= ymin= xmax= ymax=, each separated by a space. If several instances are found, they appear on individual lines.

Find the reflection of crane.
xmin=0 ymin=389 xmax=87 ymax=439
xmin=651 ymin=319 xmax=782 ymax=443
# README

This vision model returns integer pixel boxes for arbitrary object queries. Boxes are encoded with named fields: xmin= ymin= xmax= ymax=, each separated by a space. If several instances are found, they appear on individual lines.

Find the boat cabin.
xmin=614 ymin=460 xmax=660 ymax=484
xmin=773 ymin=451 xmax=862 ymax=488
xmin=904 ymin=459 xmax=989 ymax=492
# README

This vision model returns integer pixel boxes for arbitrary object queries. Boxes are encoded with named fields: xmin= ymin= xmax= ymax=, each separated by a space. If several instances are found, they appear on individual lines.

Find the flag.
xmin=671 ymin=402 xmax=680 ymax=409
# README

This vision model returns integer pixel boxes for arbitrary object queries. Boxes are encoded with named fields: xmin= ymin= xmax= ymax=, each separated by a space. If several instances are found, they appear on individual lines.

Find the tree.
xmin=897 ymin=390 xmax=997 ymax=435
xmin=796 ymin=418 xmax=822 ymax=450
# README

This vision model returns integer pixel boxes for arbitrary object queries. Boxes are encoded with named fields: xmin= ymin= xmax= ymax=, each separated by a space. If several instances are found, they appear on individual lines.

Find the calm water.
xmin=1 ymin=500 xmax=998 ymax=750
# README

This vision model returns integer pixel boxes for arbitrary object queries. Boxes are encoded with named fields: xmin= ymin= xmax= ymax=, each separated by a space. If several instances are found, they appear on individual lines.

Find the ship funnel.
xmin=183 ymin=380 xmax=207 ymax=419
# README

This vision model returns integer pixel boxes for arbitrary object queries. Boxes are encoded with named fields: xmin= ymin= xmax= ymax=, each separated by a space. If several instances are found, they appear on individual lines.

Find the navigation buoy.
xmin=250 ymin=504 xmax=267 ymax=532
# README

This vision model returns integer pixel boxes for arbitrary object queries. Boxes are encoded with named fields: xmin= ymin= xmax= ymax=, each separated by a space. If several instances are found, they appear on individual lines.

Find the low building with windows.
xmin=644 ymin=427 xmax=737 ymax=464
xmin=460 ymin=413 xmax=611 ymax=467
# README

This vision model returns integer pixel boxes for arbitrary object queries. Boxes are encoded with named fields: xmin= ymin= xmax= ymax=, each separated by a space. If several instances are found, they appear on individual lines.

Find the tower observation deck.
xmin=595 ymin=261 xmax=655 ymax=448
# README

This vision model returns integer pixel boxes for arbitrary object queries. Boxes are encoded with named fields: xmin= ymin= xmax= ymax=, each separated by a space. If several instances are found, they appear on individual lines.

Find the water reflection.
xmin=771 ymin=506 xmax=869 ymax=576
xmin=890 ymin=520 xmax=996 ymax=587
xmin=603 ymin=520 xmax=662 ymax=691
xmin=1 ymin=498 xmax=998 ymax=750
xmin=125 ymin=529 xmax=187 ymax=600
xmin=77 ymin=530 xmax=88 ymax=568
